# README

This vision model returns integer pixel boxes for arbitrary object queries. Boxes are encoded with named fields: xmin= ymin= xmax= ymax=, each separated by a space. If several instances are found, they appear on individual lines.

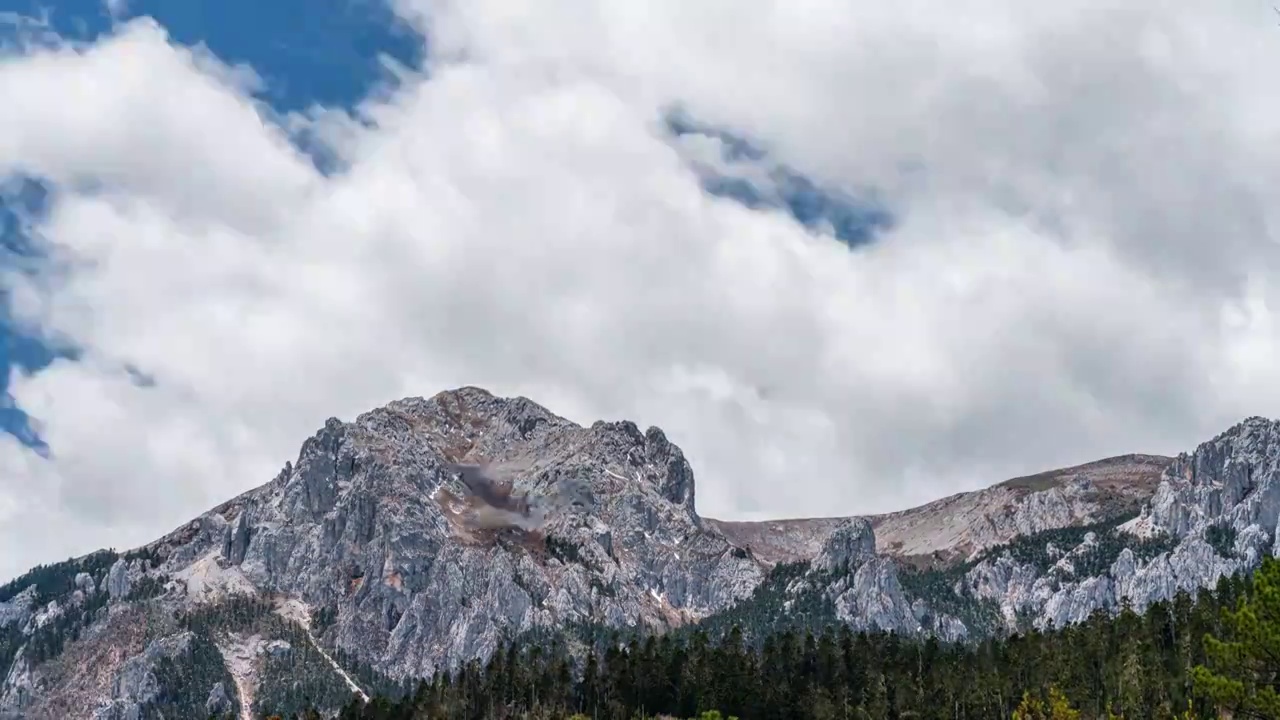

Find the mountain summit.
xmin=1 ymin=388 xmax=1276 ymax=718
xmin=1 ymin=388 xmax=765 ymax=717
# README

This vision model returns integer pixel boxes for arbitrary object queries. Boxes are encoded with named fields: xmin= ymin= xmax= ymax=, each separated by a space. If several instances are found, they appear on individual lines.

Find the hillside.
xmin=0 ymin=389 xmax=1277 ymax=718
xmin=707 ymin=454 xmax=1171 ymax=568
xmin=321 ymin=558 xmax=1277 ymax=720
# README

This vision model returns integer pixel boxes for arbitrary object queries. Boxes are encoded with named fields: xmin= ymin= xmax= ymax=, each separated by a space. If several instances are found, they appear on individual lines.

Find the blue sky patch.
xmin=0 ymin=0 xmax=424 ymax=113
xmin=665 ymin=112 xmax=893 ymax=248
xmin=0 ymin=177 xmax=61 ymax=452
xmin=0 ymin=0 xmax=424 ymax=448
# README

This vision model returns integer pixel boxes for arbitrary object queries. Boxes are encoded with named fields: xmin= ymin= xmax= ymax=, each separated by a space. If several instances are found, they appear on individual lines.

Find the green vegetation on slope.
xmin=146 ymin=630 xmax=240 ymax=719
xmin=694 ymin=514 xmax=1184 ymax=647
xmin=181 ymin=596 xmax=389 ymax=717
xmin=273 ymin=560 xmax=1280 ymax=720
xmin=695 ymin=561 xmax=837 ymax=644
xmin=0 ymin=550 xmax=118 ymax=674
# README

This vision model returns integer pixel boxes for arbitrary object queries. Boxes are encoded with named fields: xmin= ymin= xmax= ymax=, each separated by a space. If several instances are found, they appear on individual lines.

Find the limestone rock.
xmin=5 ymin=389 xmax=1280 ymax=716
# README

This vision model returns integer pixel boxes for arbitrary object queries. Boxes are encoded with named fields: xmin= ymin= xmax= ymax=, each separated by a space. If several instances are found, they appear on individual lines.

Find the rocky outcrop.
xmin=709 ymin=420 xmax=1280 ymax=641
xmin=0 ymin=647 xmax=34 ymax=718
xmin=1150 ymin=417 xmax=1280 ymax=543
xmin=92 ymin=632 xmax=196 ymax=720
xmin=131 ymin=388 xmax=762 ymax=680
xmin=2 ymin=389 xmax=1277 ymax=716
xmin=830 ymin=557 xmax=918 ymax=633
xmin=813 ymin=518 xmax=876 ymax=573
xmin=953 ymin=418 xmax=1280 ymax=631
xmin=205 ymin=681 xmax=234 ymax=717
xmin=105 ymin=560 xmax=130 ymax=601
xmin=0 ymin=587 xmax=37 ymax=630
xmin=710 ymin=454 xmax=1170 ymax=565
xmin=762 ymin=517 xmax=953 ymax=641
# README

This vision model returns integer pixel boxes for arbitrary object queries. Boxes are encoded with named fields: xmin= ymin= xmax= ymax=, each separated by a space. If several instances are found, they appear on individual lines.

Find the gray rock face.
xmin=92 ymin=632 xmax=194 ymax=720
xmin=0 ymin=647 xmax=34 ymax=719
xmin=958 ymin=417 xmax=1280 ymax=632
xmin=4 ymin=391 xmax=1280 ymax=716
xmin=833 ymin=557 xmax=918 ymax=633
xmin=105 ymin=560 xmax=131 ymax=601
xmin=74 ymin=573 xmax=95 ymax=595
xmin=718 ymin=418 xmax=1280 ymax=643
xmin=813 ymin=518 xmax=876 ymax=573
xmin=1151 ymin=417 xmax=1280 ymax=542
xmin=0 ymin=587 xmax=37 ymax=630
xmin=205 ymin=681 xmax=233 ymax=717
xmin=768 ymin=518 xmax=942 ymax=641
xmin=144 ymin=388 xmax=763 ymax=679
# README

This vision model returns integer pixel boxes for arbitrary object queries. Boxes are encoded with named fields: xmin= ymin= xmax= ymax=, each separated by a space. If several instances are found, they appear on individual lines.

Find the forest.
xmin=273 ymin=557 xmax=1280 ymax=720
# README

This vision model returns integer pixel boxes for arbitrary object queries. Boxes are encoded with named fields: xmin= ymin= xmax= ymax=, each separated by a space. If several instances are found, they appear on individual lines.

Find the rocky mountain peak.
xmin=280 ymin=387 xmax=698 ymax=523
xmin=812 ymin=518 xmax=876 ymax=573
xmin=354 ymin=387 xmax=572 ymax=460
xmin=6 ymin=396 xmax=1280 ymax=718
xmin=66 ymin=388 xmax=753 ymax=697
xmin=1150 ymin=415 xmax=1280 ymax=551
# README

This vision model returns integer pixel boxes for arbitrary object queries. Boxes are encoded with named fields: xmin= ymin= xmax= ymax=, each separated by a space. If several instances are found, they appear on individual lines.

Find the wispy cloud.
xmin=666 ymin=111 xmax=893 ymax=247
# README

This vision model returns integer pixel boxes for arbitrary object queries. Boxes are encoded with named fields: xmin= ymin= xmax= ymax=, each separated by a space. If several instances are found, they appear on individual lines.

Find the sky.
xmin=1 ymin=0 xmax=1280 ymax=580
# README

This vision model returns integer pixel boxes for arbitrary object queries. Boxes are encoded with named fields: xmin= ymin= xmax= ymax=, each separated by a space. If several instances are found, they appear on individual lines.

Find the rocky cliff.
xmin=1 ymin=388 xmax=771 ymax=717
xmin=914 ymin=417 xmax=1280 ymax=634
xmin=707 ymin=421 xmax=1275 ymax=643
xmin=0 ymin=390 xmax=1276 ymax=718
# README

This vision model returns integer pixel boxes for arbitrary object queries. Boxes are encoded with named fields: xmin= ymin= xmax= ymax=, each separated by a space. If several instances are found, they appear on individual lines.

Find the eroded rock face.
xmin=4 ymin=392 xmax=1280 ymax=716
xmin=205 ymin=681 xmax=234 ymax=717
xmin=1151 ymin=417 xmax=1280 ymax=541
xmin=750 ymin=419 xmax=1280 ymax=641
xmin=0 ymin=647 xmax=34 ymax=718
xmin=105 ymin=560 xmax=130 ymax=601
xmin=92 ymin=632 xmax=195 ymax=720
xmin=835 ymin=557 xmax=918 ymax=633
xmin=813 ymin=519 xmax=876 ymax=573
xmin=0 ymin=587 xmax=37 ymax=630
xmin=756 ymin=518 xmax=941 ymax=642
xmin=956 ymin=418 xmax=1280 ymax=631
xmin=815 ymin=521 xmax=926 ymax=636
xmin=142 ymin=388 xmax=762 ymax=679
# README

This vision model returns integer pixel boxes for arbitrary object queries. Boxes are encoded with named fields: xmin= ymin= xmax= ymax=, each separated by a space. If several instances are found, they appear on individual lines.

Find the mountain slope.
xmin=1 ymin=388 xmax=768 ymax=717
xmin=708 ymin=454 xmax=1170 ymax=567
xmin=0 ymin=389 xmax=1274 ymax=718
xmin=704 ymin=418 xmax=1280 ymax=644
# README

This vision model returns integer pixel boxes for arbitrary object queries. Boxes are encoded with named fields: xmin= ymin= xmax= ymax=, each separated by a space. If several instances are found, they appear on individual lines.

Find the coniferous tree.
xmin=1193 ymin=556 xmax=1280 ymax=719
xmin=295 ymin=560 xmax=1280 ymax=720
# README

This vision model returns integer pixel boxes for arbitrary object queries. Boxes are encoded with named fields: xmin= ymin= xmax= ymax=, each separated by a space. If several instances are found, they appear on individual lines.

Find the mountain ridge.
xmin=0 ymin=387 xmax=1274 ymax=718
xmin=707 ymin=452 xmax=1171 ymax=569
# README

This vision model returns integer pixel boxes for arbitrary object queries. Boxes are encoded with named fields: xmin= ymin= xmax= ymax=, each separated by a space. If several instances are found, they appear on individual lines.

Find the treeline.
xmin=0 ymin=549 xmax=118 ymax=674
xmin=697 ymin=514 xmax=1189 ymax=649
xmin=185 ymin=595 xmax=405 ymax=717
xmin=284 ymin=558 xmax=1280 ymax=720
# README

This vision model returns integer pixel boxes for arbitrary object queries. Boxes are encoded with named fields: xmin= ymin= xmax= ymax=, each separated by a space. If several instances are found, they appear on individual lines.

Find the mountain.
xmin=700 ymin=418 xmax=1280 ymax=645
xmin=707 ymin=453 xmax=1170 ymax=567
xmin=0 ymin=388 xmax=1275 ymax=718
xmin=0 ymin=388 xmax=765 ymax=718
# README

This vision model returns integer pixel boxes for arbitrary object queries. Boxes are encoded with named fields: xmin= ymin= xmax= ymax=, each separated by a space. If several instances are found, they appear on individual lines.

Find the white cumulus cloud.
xmin=2 ymin=2 xmax=1280 ymax=579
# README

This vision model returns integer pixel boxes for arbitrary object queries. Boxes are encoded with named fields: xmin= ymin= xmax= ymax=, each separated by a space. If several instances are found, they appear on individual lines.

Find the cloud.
xmin=666 ymin=112 xmax=894 ymax=247
xmin=3 ymin=2 xmax=1280 ymax=580
xmin=0 ymin=175 xmax=65 ymax=452
xmin=103 ymin=0 xmax=129 ymax=21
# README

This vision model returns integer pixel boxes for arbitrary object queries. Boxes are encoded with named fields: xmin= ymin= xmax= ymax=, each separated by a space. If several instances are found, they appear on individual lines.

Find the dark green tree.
xmin=1193 ymin=556 xmax=1280 ymax=719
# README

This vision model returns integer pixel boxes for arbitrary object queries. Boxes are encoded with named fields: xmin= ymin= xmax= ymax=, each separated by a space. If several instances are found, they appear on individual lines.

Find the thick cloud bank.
xmin=2 ymin=1 xmax=1280 ymax=579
